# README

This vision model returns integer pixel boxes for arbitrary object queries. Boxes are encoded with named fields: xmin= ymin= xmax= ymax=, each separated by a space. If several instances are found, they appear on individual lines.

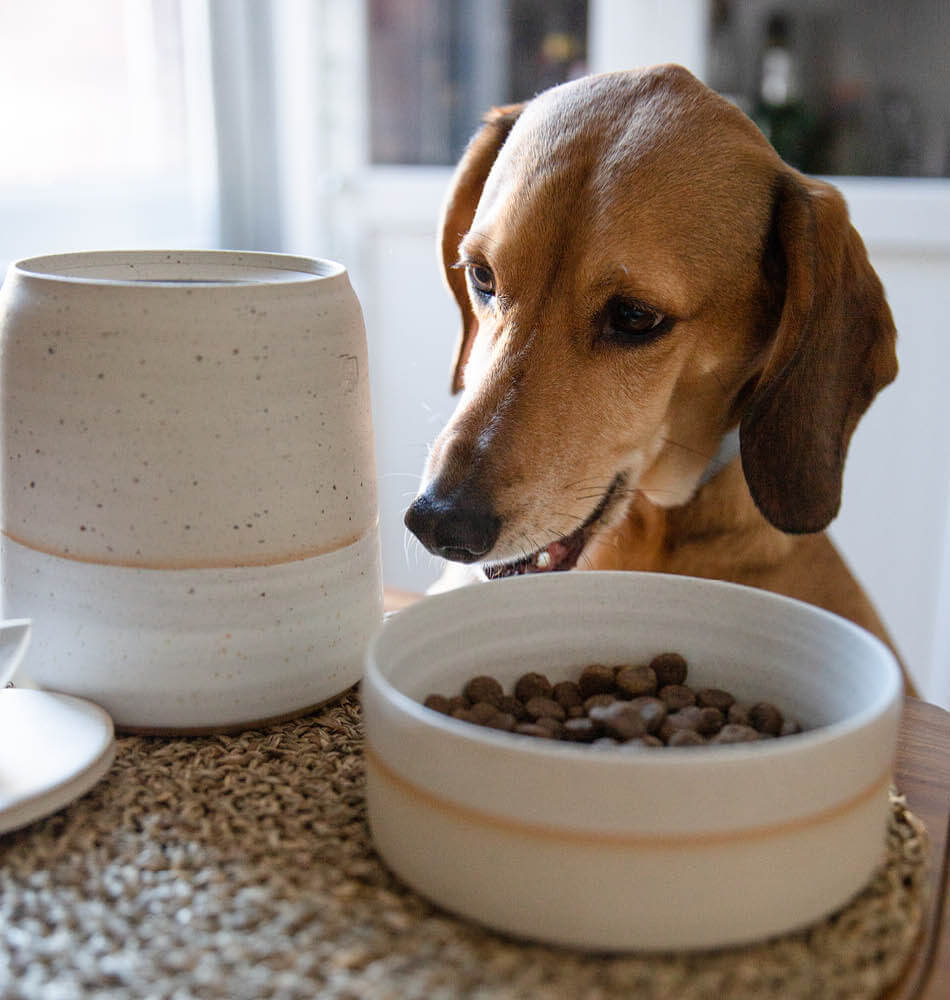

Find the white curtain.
xmin=0 ymin=0 xmax=219 ymax=274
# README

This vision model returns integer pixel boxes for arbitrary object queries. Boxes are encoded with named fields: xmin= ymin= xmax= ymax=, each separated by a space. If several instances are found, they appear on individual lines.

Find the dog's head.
xmin=405 ymin=66 xmax=897 ymax=578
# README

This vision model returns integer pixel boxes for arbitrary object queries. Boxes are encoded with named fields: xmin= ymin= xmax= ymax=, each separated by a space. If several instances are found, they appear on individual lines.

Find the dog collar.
xmin=698 ymin=427 xmax=741 ymax=487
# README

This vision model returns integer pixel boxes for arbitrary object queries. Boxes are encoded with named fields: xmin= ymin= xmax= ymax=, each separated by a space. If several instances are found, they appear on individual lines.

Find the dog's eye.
xmin=467 ymin=264 xmax=496 ymax=296
xmin=602 ymin=297 xmax=667 ymax=345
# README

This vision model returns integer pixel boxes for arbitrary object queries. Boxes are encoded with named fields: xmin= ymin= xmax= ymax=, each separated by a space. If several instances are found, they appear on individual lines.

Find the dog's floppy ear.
xmin=740 ymin=171 xmax=898 ymax=534
xmin=440 ymin=104 xmax=524 ymax=394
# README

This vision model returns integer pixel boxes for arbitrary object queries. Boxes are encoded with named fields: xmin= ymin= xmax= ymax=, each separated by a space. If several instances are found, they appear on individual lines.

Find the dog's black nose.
xmin=404 ymin=487 xmax=501 ymax=563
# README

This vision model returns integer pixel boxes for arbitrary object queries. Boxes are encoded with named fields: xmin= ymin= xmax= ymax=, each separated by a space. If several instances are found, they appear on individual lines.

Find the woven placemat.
xmin=0 ymin=689 xmax=928 ymax=1000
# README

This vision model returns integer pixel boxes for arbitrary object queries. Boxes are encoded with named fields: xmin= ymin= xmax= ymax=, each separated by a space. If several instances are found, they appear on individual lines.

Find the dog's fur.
xmin=404 ymin=66 xmax=911 ymax=690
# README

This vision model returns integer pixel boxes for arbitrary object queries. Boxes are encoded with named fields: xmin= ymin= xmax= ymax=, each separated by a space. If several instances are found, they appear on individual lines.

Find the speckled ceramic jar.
xmin=0 ymin=250 xmax=382 ymax=730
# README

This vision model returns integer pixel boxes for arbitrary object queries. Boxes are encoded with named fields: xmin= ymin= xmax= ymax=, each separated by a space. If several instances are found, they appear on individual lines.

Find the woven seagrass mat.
xmin=0 ymin=688 xmax=929 ymax=1000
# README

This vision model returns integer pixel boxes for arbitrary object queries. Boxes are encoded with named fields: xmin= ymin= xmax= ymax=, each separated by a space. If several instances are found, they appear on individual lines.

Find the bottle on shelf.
xmin=752 ymin=11 xmax=814 ymax=169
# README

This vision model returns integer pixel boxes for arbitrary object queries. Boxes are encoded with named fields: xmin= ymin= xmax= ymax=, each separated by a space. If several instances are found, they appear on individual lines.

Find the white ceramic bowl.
xmin=363 ymin=571 xmax=902 ymax=952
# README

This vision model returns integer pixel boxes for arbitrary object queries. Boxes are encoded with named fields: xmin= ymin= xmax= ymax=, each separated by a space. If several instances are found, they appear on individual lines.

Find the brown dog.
xmin=404 ymin=65 xmax=911 ymax=690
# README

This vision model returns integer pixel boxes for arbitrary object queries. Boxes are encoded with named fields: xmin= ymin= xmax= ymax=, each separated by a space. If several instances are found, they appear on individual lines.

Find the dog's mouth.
xmin=483 ymin=475 xmax=625 ymax=579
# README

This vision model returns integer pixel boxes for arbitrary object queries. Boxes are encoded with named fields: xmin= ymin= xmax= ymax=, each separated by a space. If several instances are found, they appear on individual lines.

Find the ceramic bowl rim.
xmin=366 ymin=571 xmax=903 ymax=771
xmin=10 ymin=249 xmax=345 ymax=287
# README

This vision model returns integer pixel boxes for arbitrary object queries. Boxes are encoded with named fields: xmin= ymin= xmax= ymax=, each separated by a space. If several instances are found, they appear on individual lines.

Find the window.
xmin=0 ymin=0 xmax=216 ymax=273
xmin=368 ymin=0 xmax=588 ymax=165
xmin=707 ymin=0 xmax=950 ymax=176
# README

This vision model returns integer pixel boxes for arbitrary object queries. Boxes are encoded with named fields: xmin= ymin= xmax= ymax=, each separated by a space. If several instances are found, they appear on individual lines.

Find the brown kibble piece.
xmin=523 ymin=696 xmax=566 ymax=722
xmin=696 ymin=687 xmax=735 ymax=712
xmin=578 ymin=664 xmax=616 ymax=699
xmin=463 ymin=675 xmax=504 ymax=708
xmin=423 ymin=694 xmax=452 ymax=715
xmin=628 ymin=696 xmax=668 ymax=733
xmin=447 ymin=695 xmax=470 ymax=713
xmin=497 ymin=695 xmax=528 ymax=721
xmin=535 ymin=716 xmax=565 ymax=739
xmin=514 ymin=722 xmax=554 ymax=738
xmin=659 ymin=706 xmax=704 ymax=742
xmin=659 ymin=684 xmax=696 ymax=710
xmin=486 ymin=712 xmax=516 ymax=732
xmin=563 ymin=717 xmax=599 ymax=742
xmin=711 ymin=723 xmax=761 ymax=744
xmin=615 ymin=665 xmax=657 ymax=698
xmin=583 ymin=693 xmax=618 ymax=712
xmin=514 ymin=672 xmax=553 ymax=702
xmin=650 ymin=652 xmax=688 ymax=687
xmin=552 ymin=680 xmax=584 ymax=709
xmin=588 ymin=702 xmax=647 ymax=742
xmin=696 ymin=706 xmax=725 ymax=736
xmin=728 ymin=702 xmax=751 ymax=726
xmin=668 ymin=729 xmax=706 ymax=746
xmin=469 ymin=701 xmax=502 ymax=725
xmin=638 ymin=734 xmax=665 ymax=748
xmin=749 ymin=701 xmax=784 ymax=736
xmin=613 ymin=716 xmax=649 ymax=743
xmin=567 ymin=704 xmax=587 ymax=719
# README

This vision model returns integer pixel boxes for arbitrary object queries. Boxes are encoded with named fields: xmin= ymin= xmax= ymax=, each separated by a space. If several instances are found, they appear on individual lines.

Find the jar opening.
xmin=14 ymin=250 xmax=343 ymax=286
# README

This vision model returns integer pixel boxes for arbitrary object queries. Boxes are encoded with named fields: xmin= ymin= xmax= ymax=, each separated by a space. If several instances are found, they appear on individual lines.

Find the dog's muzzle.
xmin=404 ymin=485 xmax=501 ymax=563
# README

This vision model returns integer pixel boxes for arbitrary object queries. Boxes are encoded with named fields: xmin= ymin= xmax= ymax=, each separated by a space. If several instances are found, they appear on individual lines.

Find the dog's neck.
xmin=587 ymin=447 xmax=794 ymax=576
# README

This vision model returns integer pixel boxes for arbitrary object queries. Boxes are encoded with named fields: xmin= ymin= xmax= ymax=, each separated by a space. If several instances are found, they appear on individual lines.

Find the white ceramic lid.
xmin=0 ymin=689 xmax=115 ymax=834
xmin=0 ymin=619 xmax=115 ymax=834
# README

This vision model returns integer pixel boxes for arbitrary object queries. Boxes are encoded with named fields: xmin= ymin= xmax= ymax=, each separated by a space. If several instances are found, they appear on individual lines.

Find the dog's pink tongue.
xmin=547 ymin=540 xmax=571 ymax=565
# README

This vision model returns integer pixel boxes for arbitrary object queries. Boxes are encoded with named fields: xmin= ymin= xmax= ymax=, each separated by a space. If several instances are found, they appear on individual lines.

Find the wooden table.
xmin=384 ymin=590 xmax=950 ymax=998
xmin=886 ymin=697 xmax=950 ymax=999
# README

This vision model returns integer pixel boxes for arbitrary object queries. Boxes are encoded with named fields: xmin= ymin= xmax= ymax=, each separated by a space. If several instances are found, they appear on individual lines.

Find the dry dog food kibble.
xmin=514 ymin=671 xmax=553 ymax=702
xmin=423 ymin=652 xmax=804 ymax=749
xmin=462 ymin=675 xmax=505 ymax=708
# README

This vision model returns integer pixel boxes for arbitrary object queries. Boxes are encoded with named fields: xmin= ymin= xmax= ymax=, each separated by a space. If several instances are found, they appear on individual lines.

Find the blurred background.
xmin=1 ymin=0 xmax=948 ymax=704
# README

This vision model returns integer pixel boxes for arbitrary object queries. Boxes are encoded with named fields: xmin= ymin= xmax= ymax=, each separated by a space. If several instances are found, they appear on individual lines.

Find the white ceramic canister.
xmin=0 ymin=250 xmax=382 ymax=731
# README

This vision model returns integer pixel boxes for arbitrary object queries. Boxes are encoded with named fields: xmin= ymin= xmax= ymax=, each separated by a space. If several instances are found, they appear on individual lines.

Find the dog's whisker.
xmin=586 ymin=530 xmax=625 ymax=553
xmin=549 ymin=512 xmax=589 ymax=526
xmin=659 ymin=435 xmax=718 ymax=462
xmin=576 ymin=549 xmax=602 ymax=571
xmin=402 ymin=527 xmax=423 ymax=572
xmin=572 ymin=484 xmax=616 ymax=498
xmin=419 ymin=400 xmax=452 ymax=425
xmin=574 ymin=493 xmax=621 ymax=506
xmin=560 ymin=476 xmax=616 ymax=491
xmin=505 ymin=537 xmax=535 ymax=563
xmin=524 ymin=535 xmax=544 ymax=558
